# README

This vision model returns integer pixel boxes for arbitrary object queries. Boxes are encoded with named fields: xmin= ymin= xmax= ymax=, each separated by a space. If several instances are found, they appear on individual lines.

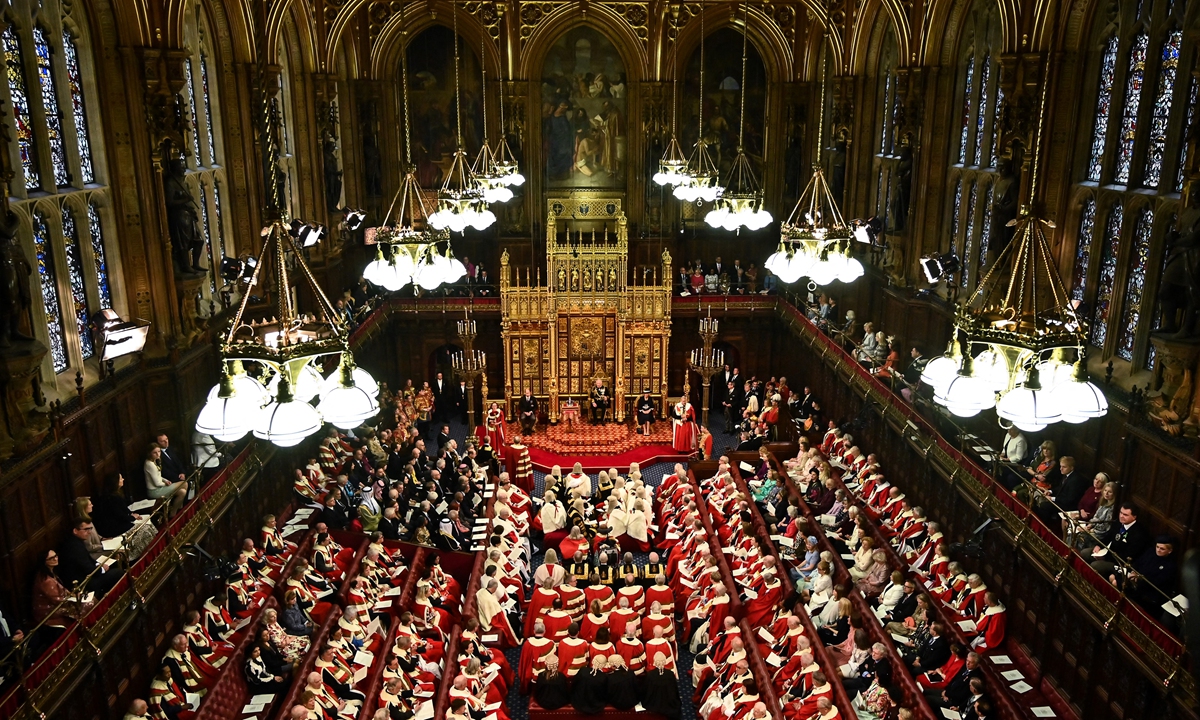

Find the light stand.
xmin=686 ymin=314 xmax=724 ymax=427
xmin=451 ymin=315 xmax=487 ymax=429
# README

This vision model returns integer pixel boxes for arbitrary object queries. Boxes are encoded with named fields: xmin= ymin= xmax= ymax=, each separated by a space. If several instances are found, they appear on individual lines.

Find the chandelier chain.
xmin=481 ymin=31 xmax=488 ymax=144
xmin=737 ymin=0 xmax=748 ymax=151
xmin=453 ymin=2 xmax=463 ymax=148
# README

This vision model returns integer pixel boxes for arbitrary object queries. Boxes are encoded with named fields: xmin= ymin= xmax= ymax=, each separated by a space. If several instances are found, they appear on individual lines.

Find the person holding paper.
xmin=968 ymin=592 xmax=1007 ymax=653
xmin=59 ymin=519 xmax=122 ymax=595
xmin=782 ymin=671 xmax=832 ymax=719
xmin=924 ymin=650 xmax=982 ymax=709
xmin=316 ymin=644 xmax=367 ymax=706
xmin=476 ymin=578 xmax=519 ymax=647
xmin=148 ymin=664 xmax=194 ymax=720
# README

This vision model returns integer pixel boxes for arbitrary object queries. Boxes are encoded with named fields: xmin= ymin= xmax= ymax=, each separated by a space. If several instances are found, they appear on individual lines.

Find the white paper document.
xmin=1010 ymin=680 xmax=1033 ymax=694
xmin=989 ymin=654 xmax=1013 ymax=665
xmin=250 ymin=695 xmax=274 ymax=704
xmin=186 ymin=693 xmax=202 ymax=711
xmin=353 ymin=650 xmax=374 ymax=666
xmin=482 ymin=633 xmax=499 ymax=643
xmin=241 ymin=703 xmax=265 ymax=714
xmin=890 ymin=633 xmax=909 ymax=645
xmin=1031 ymin=707 xmax=1056 ymax=718
xmin=940 ymin=709 xmax=959 ymax=720
xmin=353 ymin=666 xmax=367 ymax=683
xmin=739 ymin=462 xmax=755 ymax=473
xmin=128 ymin=499 xmax=157 ymax=512
xmin=1001 ymin=669 xmax=1024 ymax=681
xmin=957 ymin=619 xmax=977 ymax=632
xmin=101 ymin=537 xmax=125 ymax=551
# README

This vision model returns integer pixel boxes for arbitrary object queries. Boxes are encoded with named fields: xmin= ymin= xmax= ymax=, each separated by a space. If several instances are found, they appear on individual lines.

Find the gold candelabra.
xmin=686 ymin=313 xmax=724 ymax=426
xmin=452 ymin=314 xmax=487 ymax=428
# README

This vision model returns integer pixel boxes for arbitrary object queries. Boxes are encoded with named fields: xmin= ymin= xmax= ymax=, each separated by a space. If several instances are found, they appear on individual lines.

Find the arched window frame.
xmin=1070 ymin=0 xmax=1194 ymax=373
xmin=871 ymin=30 xmax=898 ymax=227
xmin=0 ymin=2 xmax=118 ymax=387
xmin=944 ymin=1 xmax=1002 ymax=291
xmin=181 ymin=3 xmax=228 ymax=319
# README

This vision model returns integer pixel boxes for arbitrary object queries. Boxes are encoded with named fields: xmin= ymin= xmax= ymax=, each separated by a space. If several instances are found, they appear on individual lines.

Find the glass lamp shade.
xmin=253 ymin=399 xmax=324 ymax=447
xmin=318 ymin=384 xmax=380 ymax=429
xmin=837 ymin=256 xmax=865 ymax=283
xmin=504 ymin=171 xmax=526 ymax=187
xmin=1050 ymin=378 xmax=1109 ymax=423
xmin=704 ymin=207 xmax=730 ymax=228
xmin=481 ymin=185 xmax=514 ymax=204
xmin=363 ymin=252 xmax=391 ymax=287
xmin=322 ymin=364 xmax=379 ymax=399
xmin=935 ymin=374 xmax=996 ymax=417
xmin=920 ymin=354 xmax=962 ymax=394
xmin=445 ymin=253 xmax=467 ymax=284
xmin=1034 ymin=359 xmax=1076 ymax=391
xmin=777 ymin=251 xmax=815 ymax=284
xmin=267 ymin=363 xmax=324 ymax=403
xmin=469 ymin=206 xmax=497 ymax=231
xmin=996 ymin=386 xmax=1061 ymax=432
xmin=808 ymin=257 xmax=840 ymax=286
xmin=207 ymin=373 xmax=269 ymax=407
xmin=195 ymin=393 xmax=255 ymax=442
xmin=972 ymin=349 xmax=1013 ymax=392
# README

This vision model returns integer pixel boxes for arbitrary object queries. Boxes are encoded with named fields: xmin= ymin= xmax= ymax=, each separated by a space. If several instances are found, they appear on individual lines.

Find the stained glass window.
xmin=1090 ymin=204 xmax=1123 ymax=348
xmin=32 ymin=26 xmax=69 ymax=187
xmin=961 ymin=183 xmax=978 ymax=288
xmin=1071 ymin=199 xmax=1097 ymax=301
xmin=4 ymin=25 xmax=40 ymax=190
xmin=979 ymin=184 xmax=994 ymax=272
xmin=184 ymin=58 xmax=201 ymax=163
xmin=880 ymin=74 xmax=893 ymax=155
xmin=199 ymin=184 xmax=216 ymax=294
xmin=61 ymin=30 xmax=93 ymax=184
xmin=61 ymin=208 xmax=93 ymax=359
xmin=87 ymin=203 xmax=112 ymax=309
xmin=1147 ymin=214 xmax=1175 ymax=369
xmin=974 ymin=57 xmax=990 ymax=166
xmin=213 ymin=180 xmax=225 ymax=257
xmin=1117 ymin=208 xmax=1153 ymax=360
xmin=1088 ymin=36 xmax=1119 ymax=182
xmin=1115 ymin=33 xmax=1148 ymax=184
xmin=990 ymin=81 xmax=1004 ymax=167
xmin=33 ymin=213 xmax=67 ymax=372
xmin=1141 ymin=31 xmax=1180 ymax=188
xmin=959 ymin=56 xmax=975 ymax=164
xmin=1178 ymin=74 xmax=1197 ymax=192
xmin=950 ymin=178 xmax=963 ymax=247
xmin=200 ymin=54 xmax=215 ymax=165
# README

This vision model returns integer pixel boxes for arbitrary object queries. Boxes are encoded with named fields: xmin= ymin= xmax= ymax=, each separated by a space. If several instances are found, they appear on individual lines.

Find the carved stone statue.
xmin=1155 ymin=205 xmax=1200 ymax=339
xmin=323 ymin=134 xmax=343 ymax=212
xmin=360 ymin=104 xmax=382 ymax=197
xmin=891 ymin=140 xmax=913 ymax=231
xmin=0 ymin=210 xmax=33 ymax=347
xmin=990 ymin=156 xmax=1020 ymax=257
xmin=163 ymin=157 xmax=204 ymax=276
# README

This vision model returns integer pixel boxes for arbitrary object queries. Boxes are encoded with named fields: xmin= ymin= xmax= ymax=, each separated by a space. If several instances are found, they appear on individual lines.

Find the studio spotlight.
xmin=920 ymin=252 xmax=961 ymax=284
xmin=852 ymin=217 xmax=883 ymax=245
xmin=344 ymin=209 xmax=367 ymax=231
xmin=219 ymin=257 xmax=243 ymax=283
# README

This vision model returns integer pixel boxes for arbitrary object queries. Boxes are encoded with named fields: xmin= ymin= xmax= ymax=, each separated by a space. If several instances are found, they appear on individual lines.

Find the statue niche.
xmin=163 ymin=157 xmax=205 ymax=277
xmin=1156 ymin=205 xmax=1200 ymax=339
xmin=0 ymin=210 xmax=34 ymax=347
xmin=323 ymin=133 xmax=343 ymax=212
xmin=989 ymin=155 xmax=1020 ymax=259
xmin=891 ymin=139 xmax=913 ymax=231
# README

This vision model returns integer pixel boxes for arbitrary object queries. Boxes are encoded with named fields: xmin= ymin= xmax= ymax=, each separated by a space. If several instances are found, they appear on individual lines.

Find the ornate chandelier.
xmin=362 ymin=2 xmax=462 ymax=293
xmin=705 ymin=0 xmax=771 ymax=232
xmin=470 ymin=33 xmax=514 ymax=205
xmin=923 ymin=83 xmax=1106 ymax=429
xmin=673 ymin=6 xmax=723 ymax=203
xmin=196 ymin=220 xmax=379 ymax=447
xmin=767 ymin=165 xmax=864 ymax=285
xmin=429 ymin=3 xmax=496 ymax=232
xmin=654 ymin=9 xmax=689 ymax=188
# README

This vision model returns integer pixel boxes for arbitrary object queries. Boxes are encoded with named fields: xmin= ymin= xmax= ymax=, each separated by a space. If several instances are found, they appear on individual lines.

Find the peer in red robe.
xmin=671 ymin=399 xmax=697 ymax=452
xmin=970 ymin=595 xmax=1007 ymax=653
xmin=744 ymin=573 xmax=783 ymax=628
xmin=524 ymin=582 xmax=561 ymax=636
xmin=616 ymin=632 xmax=647 ymax=674
xmin=557 ymin=629 xmax=591 ymax=677
xmin=784 ymin=678 xmax=833 ymax=720
xmin=518 ymin=627 xmax=557 ymax=693
xmin=504 ymin=439 xmax=534 ymax=495
xmin=485 ymin=403 xmax=506 ymax=449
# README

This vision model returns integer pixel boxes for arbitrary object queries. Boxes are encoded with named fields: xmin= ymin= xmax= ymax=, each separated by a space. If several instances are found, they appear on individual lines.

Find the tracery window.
xmin=1071 ymin=0 xmax=1195 ymax=371
xmin=871 ymin=30 xmax=901 ymax=232
xmin=944 ymin=3 xmax=1001 ymax=291
xmin=0 ymin=4 xmax=117 ymax=385
xmin=181 ymin=4 xmax=227 ymax=316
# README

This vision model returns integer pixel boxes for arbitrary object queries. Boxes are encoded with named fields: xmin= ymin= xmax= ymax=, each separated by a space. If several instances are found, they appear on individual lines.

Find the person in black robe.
xmin=605 ymin=655 xmax=638 ymax=710
xmin=636 ymin=391 xmax=657 ymax=436
xmin=571 ymin=656 xmax=609 ymax=714
xmin=532 ymin=659 xmax=571 ymax=710
xmin=641 ymin=653 xmax=682 ymax=720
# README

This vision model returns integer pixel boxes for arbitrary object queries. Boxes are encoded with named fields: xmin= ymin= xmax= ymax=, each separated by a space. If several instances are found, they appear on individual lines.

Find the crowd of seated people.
xmin=146 ymin=520 xmax=301 ymax=720
xmin=758 ymin=426 xmax=1019 ymax=718
xmin=676 ymin=257 xmax=780 ymax=296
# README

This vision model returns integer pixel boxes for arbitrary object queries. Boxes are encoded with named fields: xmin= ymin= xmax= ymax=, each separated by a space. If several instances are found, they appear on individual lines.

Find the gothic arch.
xmin=268 ymin=0 xmax=319 ymax=75
xmin=372 ymin=8 xmax=503 ymax=83
xmin=518 ymin=4 xmax=649 ymax=82
xmin=163 ymin=0 xmax=253 ymax=63
xmin=851 ymin=0 xmax=910 ymax=73
xmin=668 ymin=5 xmax=792 ymax=83
xmin=851 ymin=0 xmax=894 ymax=76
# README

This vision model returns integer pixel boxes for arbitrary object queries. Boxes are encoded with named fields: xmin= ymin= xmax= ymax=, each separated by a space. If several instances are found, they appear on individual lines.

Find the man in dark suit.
xmin=379 ymin=507 xmax=403 ymax=540
xmin=882 ymin=579 xmax=919 ymax=624
xmin=735 ymin=431 xmax=762 ymax=452
xmin=722 ymin=380 xmax=742 ymax=433
xmin=842 ymin=643 xmax=892 ymax=698
xmin=1090 ymin=502 xmax=1152 ymax=578
xmin=155 ymin=433 xmax=188 ymax=487
xmin=60 ymin=519 xmax=121 ymax=593
xmin=437 ymin=424 xmax=452 ymax=452
xmin=711 ymin=256 xmax=724 ymax=278
xmin=906 ymin=621 xmax=950 ymax=673
xmin=455 ymin=380 xmax=469 ymax=424
xmin=431 ymin=372 xmax=448 ymax=422
xmin=927 ymin=651 xmax=984 ymax=709
xmin=793 ymin=386 xmax=816 ymax=419
xmin=518 ymin=390 xmax=539 ymax=435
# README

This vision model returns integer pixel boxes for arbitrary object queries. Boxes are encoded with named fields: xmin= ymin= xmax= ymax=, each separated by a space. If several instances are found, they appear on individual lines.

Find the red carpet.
xmin=524 ymin=443 xmax=689 ymax=472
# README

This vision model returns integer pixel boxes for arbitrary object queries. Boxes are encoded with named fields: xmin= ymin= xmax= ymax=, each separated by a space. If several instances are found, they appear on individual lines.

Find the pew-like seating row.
xmin=732 ymin=452 xmax=937 ymax=720
xmin=270 ymin=607 xmax=344 ymax=720
xmin=799 ymin=446 xmax=1076 ymax=720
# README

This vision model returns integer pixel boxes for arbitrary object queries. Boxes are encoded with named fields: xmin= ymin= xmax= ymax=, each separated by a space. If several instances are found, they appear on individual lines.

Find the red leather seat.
xmin=195 ymin=597 xmax=279 ymax=720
